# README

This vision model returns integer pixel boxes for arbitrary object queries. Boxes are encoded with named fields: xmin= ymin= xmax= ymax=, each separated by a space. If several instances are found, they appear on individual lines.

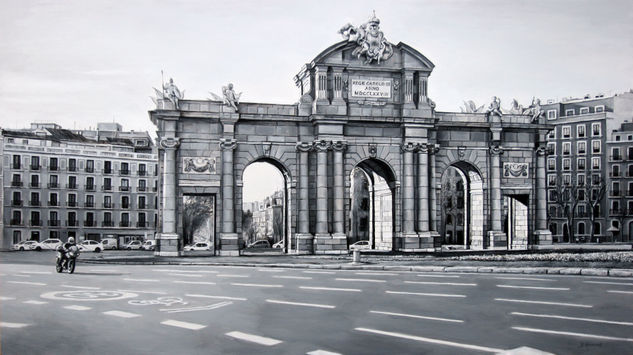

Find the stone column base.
xmin=488 ymin=231 xmax=508 ymax=250
xmin=295 ymin=233 xmax=314 ymax=255
xmin=533 ymin=230 xmax=553 ymax=245
xmin=154 ymin=233 xmax=181 ymax=257
xmin=396 ymin=233 xmax=431 ymax=252
xmin=219 ymin=233 xmax=240 ymax=256
xmin=314 ymin=233 xmax=348 ymax=254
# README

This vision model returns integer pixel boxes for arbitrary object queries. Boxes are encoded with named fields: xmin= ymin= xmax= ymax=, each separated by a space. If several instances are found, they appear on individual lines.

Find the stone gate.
xmin=150 ymin=15 xmax=553 ymax=256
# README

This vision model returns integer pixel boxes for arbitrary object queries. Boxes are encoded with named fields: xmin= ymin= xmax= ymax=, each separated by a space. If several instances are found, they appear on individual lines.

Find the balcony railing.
xmin=48 ymin=220 xmax=60 ymax=227
xmin=10 ymin=219 xmax=23 ymax=226
xmin=30 ymin=165 xmax=40 ymax=171
xmin=66 ymin=184 xmax=78 ymax=189
xmin=119 ymin=169 xmax=130 ymax=176
xmin=47 ymin=183 xmax=59 ymax=188
xmin=102 ymin=169 xmax=112 ymax=174
xmin=138 ymin=204 xmax=147 ymax=209
xmin=85 ymin=167 xmax=94 ymax=173
xmin=48 ymin=201 xmax=58 ymax=206
xmin=119 ymin=186 xmax=130 ymax=191
xmin=11 ymin=181 xmax=23 ymax=187
xmin=119 ymin=221 xmax=130 ymax=227
xmin=609 ymin=209 xmax=622 ymax=215
xmin=30 ymin=200 xmax=41 ymax=206
xmin=610 ymin=155 xmax=622 ymax=161
xmin=29 ymin=183 xmax=40 ymax=188
xmin=30 ymin=220 xmax=42 ymax=226
xmin=84 ymin=221 xmax=95 ymax=227
xmin=85 ymin=185 xmax=96 ymax=191
xmin=68 ymin=166 xmax=77 ymax=172
xmin=136 ymin=222 xmax=149 ymax=227
xmin=102 ymin=185 xmax=112 ymax=191
xmin=102 ymin=221 xmax=114 ymax=227
xmin=12 ymin=164 xmax=21 ymax=169
xmin=137 ymin=186 xmax=147 ymax=192
xmin=84 ymin=202 xmax=95 ymax=208
xmin=103 ymin=203 xmax=115 ymax=209
xmin=611 ymin=190 xmax=621 ymax=197
xmin=49 ymin=165 xmax=58 ymax=171
xmin=66 ymin=220 xmax=78 ymax=227
xmin=66 ymin=202 xmax=78 ymax=207
xmin=121 ymin=204 xmax=130 ymax=209
xmin=138 ymin=170 xmax=147 ymax=176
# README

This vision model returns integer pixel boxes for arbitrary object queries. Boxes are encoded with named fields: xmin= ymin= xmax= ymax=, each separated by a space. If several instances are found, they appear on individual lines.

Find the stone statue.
xmin=507 ymin=99 xmax=524 ymax=114
xmin=460 ymin=100 xmax=485 ymax=113
xmin=163 ymin=78 xmax=183 ymax=109
xmin=339 ymin=12 xmax=393 ymax=64
xmin=486 ymin=96 xmax=503 ymax=118
xmin=209 ymin=83 xmax=242 ymax=112
xmin=523 ymin=97 xmax=545 ymax=122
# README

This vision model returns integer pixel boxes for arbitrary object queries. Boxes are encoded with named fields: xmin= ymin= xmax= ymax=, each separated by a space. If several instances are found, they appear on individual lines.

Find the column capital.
xmin=296 ymin=141 xmax=314 ymax=152
xmin=159 ymin=137 xmax=180 ymax=150
xmin=490 ymin=144 xmax=504 ymax=156
xmin=331 ymin=140 xmax=347 ymax=152
xmin=417 ymin=143 xmax=430 ymax=153
xmin=535 ymin=145 xmax=547 ymax=156
xmin=401 ymin=141 xmax=418 ymax=153
xmin=219 ymin=138 xmax=237 ymax=150
xmin=314 ymin=139 xmax=331 ymax=152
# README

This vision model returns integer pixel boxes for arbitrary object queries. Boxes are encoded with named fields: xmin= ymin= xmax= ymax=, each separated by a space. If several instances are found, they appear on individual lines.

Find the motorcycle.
xmin=56 ymin=245 xmax=80 ymax=274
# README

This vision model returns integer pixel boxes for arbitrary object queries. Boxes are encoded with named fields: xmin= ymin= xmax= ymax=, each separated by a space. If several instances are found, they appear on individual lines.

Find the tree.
xmin=183 ymin=196 xmax=214 ymax=245
xmin=241 ymin=210 xmax=256 ymax=244
xmin=611 ymin=193 xmax=628 ymax=242
xmin=584 ymin=176 xmax=607 ymax=241
xmin=551 ymin=175 xmax=580 ymax=243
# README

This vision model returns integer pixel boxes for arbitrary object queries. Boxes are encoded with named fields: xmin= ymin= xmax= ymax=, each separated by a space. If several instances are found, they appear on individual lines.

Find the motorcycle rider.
xmin=59 ymin=237 xmax=77 ymax=267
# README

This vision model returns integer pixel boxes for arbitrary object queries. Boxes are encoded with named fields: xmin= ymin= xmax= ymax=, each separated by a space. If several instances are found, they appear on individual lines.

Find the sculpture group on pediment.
xmin=460 ymin=100 xmax=486 ymax=113
xmin=523 ymin=97 xmax=545 ymax=122
xmin=486 ymin=96 xmax=503 ymax=118
xmin=153 ymin=74 xmax=184 ymax=110
xmin=209 ymin=83 xmax=242 ymax=112
xmin=339 ymin=11 xmax=393 ymax=64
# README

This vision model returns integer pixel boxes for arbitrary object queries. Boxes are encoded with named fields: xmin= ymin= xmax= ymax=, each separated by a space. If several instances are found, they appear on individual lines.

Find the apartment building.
xmin=607 ymin=122 xmax=633 ymax=241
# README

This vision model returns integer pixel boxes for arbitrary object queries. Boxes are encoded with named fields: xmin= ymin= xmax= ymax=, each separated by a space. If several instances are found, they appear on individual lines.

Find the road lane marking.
xmin=495 ymin=277 xmax=555 ymax=282
xmin=173 ymin=281 xmax=216 ymax=285
xmin=103 ymin=310 xmax=141 ymax=318
xmin=20 ymin=271 xmax=52 ymax=275
xmin=8 ymin=281 xmax=46 ymax=286
xmin=355 ymin=328 xmax=503 ymax=353
xmin=186 ymin=294 xmax=247 ymax=301
xmin=417 ymin=274 xmax=460 ymax=278
xmin=356 ymin=272 xmax=399 ymax=276
xmin=64 ymin=305 xmax=92 ymax=311
xmin=217 ymin=274 xmax=250 ymax=278
xmin=307 ymin=350 xmax=341 ymax=355
xmin=273 ymin=275 xmax=312 ymax=280
xmin=370 ymin=310 xmax=464 ymax=323
xmin=117 ymin=289 xmax=167 ymax=295
xmin=153 ymin=269 xmax=218 ymax=274
xmin=61 ymin=285 xmax=101 ymax=290
xmin=226 ymin=331 xmax=282 ymax=346
xmin=160 ymin=301 xmax=232 ymax=313
xmin=89 ymin=269 xmax=118 ymax=272
xmin=123 ymin=278 xmax=159 ymax=282
xmin=386 ymin=291 xmax=466 ymax=298
xmin=231 ymin=283 xmax=283 ymax=288
xmin=585 ymin=281 xmax=633 ymax=286
xmin=511 ymin=312 xmax=633 ymax=326
xmin=303 ymin=271 xmax=336 ymax=274
xmin=161 ymin=320 xmax=207 ymax=330
xmin=266 ymin=299 xmax=336 ymax=309
xmin=336 ymin=278 xmax=386 ymax=283
xmin=12 ymin=274 xmax=31 ymax=277
xmin=258 ymin=269 xmax=285 ymax=272
xmin=607 ymin=290 xmax=633 ymax=295
xmin=300 ymin=286 xmax=362 ymax=292
xmin=0 ymin=296 xmax=16 ymax=301
xmin=0 ymin=322 xmax=30 ymax=328
xmin=405 ymin=281 xmax=477 ymax=286
xmin=512 ymin=326 xmax=633 ymax=342
xmin=496 ymin=285 xmax=569 ymax=291
xmin=23 ymin=300 xmax=48 ymax=305
xmin=168 ymin=273 xmax=203 ymax=278
xmin=494 ymin=298 xmax=592 ymax=308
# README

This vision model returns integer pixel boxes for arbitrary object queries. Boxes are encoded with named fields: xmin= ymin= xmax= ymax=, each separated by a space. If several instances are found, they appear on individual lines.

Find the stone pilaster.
xmin=219 ymin=138 xmax=239 ymax=256
xmin=534 ymin=145 xmax=552 ymax=245
xmin=332 ymin=141 xmax=347 ymax=238
xmin=429 ymin=144 xmax=439 ymax=234
xmin=295 ymin=142 xmax=314 ymax=254
xmin=417 ymin=143 xmax=430 ymax=233
xmin=332 ymin=69 xmax=345 ymax=104
xmin=314 ymin=66 xmax=329 ymax=105
xmin=488 ymin=144 xmax=507 ymax=249
xmin=399 ymin=141 xmax=420 ymax=250
xmin=403 ymin=71 xmax=415 ymax=109
xmin=156 ymin=137 xmax=181 ymax=256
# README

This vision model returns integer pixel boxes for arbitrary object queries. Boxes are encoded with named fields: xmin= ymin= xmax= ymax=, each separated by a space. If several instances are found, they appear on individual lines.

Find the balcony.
xmin=136 ymin=221 xmax=149 ymax=228
xmin=11 ymin=200 xmax=23 ymax=206
xmin=84 ymin=221 xmax=95 ymax=227
xmin=119 ymin=221 xmax=130 ymax=227
xmin=137 ymin=186 xmax=147 ymax=192
xmin=48 ymin=200 xmax=58 ymax=206
xmin=84 ymin=202 xmax=95 ymax=208
xmin=610 ymin=172 xmax=621 ymax=178
xmin=119 ymin=186 xmax=130 ymax=192
xmin=49 ymin=165 xmax=59 ymax=171
xmin=85 ymin=167 xmax=94 ymax=173
xmin=85 ymin=185 xmax=96 ymax=191
xmin=610 ymin=155 xmax=622 ymax=161
xmin=66 ymin=220 xmax=78 ymax=227
xmin=30 ymin=165 xmax=40 ymax=171
xmin=102 ymin=185 xmax=113 ymax=191
xmin=10 ymin=219 xmax=23 ymax=226
xmin=29 ymin=182 xmax=40 ymax=188
xmin=30 ymin=220 xmax=42 ymax=226
xmin=103 ymin=169 xmax=113 ymax=175
xmin=611 ymin=190 xmax=621 ymax=197
xmin=609 ymin=209 xmax=622 ymax=215
xmin=103 ymin=203 xmax=115 ymax=209
xmin=138 ymin=170 xmax=147 ymax=176
xmin=30 ymin=200 xmax=41 ymax=206
xmin=102 ymin=221 xmax=114 ymax=227
xmin=66 ymin=201 xmax=78 ymax=207
xmin=11 ymin=181 xmax=23 ymax=187
xmin=47 ymin=183 xmax=59 ymax=189
xmin=12 ymin=164 xmax=21 ymax=169
xmin=66 ymin=184 xmax=78 ymax=190
xmin=48 ymin=220 xmax=60 ymax=227
xmin=121 ymin=204 xmax=130 ymax=209
xmin=68 ymin=166 xmax=77 ymax=172
xmin=119 ymin=169 xmax=130 ymax=176
xmin=138 ymin=204 xmax=147 ymax=210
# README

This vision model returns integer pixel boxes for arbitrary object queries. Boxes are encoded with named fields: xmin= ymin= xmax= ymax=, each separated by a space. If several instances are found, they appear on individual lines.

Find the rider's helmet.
xmin=68 ymin=237 xmax=75 ymax=244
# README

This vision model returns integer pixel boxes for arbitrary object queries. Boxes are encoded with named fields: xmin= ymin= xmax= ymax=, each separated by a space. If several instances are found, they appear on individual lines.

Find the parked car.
xmin=78 ymin=240 xmax=103 ymax=253
xmin=272 ymin=240 xmax=284 ymax=249
xmin=141 ymin=240 xmax=156 ymax=251
xmin=35 ymin=238 xmax=62 ymax=251
xmin=247 ymin=240 xmax=271 ymax=249
xmin=183 ymin=242 xmax=212 ymax=251
xmin=100 ymin=238 xmax=118 ymax=250
xmin=349 ymin=240 xmax=370 ymax=251
xmin=13 ymin=240 xmax=38 ymax=251
xmin=124 ymin=240 xmax=143 ymax=250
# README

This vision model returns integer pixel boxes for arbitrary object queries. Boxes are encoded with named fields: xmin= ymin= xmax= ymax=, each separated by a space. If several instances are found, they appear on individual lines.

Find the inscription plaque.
xmin=350 ymin=79 xmax=392 ymax=99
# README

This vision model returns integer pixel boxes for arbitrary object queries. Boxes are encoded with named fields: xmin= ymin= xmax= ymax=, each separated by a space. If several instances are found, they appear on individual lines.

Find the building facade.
xmin=542 ymin=92 xmax=633 ymax=242
xmin=0 ymin=123 xmax=159 ymax=250
xmin=150 ymin=15 xmax=552 ymax=256
xmin=606 ymin=121 xmax=633 ymax=241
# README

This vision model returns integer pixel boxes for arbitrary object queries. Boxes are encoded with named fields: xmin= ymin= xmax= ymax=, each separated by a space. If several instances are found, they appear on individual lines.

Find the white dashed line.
xmin=23 ymin=300 xmax=48 ymax=305
xmin=266 ymin=299 xmax=336 ymax=309
xmin=117 ymin=289 xmax=167 ymax=295
xmin=336 ymin=278 xmax=386 ymax=283
xmin=154 ymin=269 xmax=218 ymax=273
xmin=303 ymin=271 xmax=336 ymax=274
xmin=168 ymin=273 xmax=203 ymax=278
xmin=103 ymin=310 xmax=141 ymax=318
xmin=258 ymin=269 xmax=285 ymax=272
xmin=160 ymin=301 xmax=232 ymax=313
xmin=585 ymin=281 xmax=633 ymax=286
xmin=123 ymin=278 xmax=159 ymax=282
xmin=307 ymin=350 xmax=342 ymax=355
xmin=511 ymin=312 xmax=633 ymax=326
xmin=8 ymin=281 xmax=46 ymax=286
xmin=226 ymin=331 xmax=282 ymax=346
xmin=496 ymin=285 xmax=569 ymax=291
xmin=300 ymin=286 xmax=362 ymax=292
xmin=173 ymin=281 xmax=216 ymax=285
xmin=89 ymin=269 xmax=118 ymax=272
xmin=20 ymin=271 xmax=52 ymax=275
xmin=355 ymin=328 xmax=503 ymax=353
xmin=186 ymin=294 xmax=247 ymax=301
xmin=370 ymin=310 xmax=464 ymax=323
xmin=64 ymin=305 xmax=92 ymax=311
xmin=62 ymin=285 xmax=101 ymax=290
xmin=161 ymin=320 xmax=207 ymax=330
xmin=608 ymin=290 xmax=633 ymax=295
xmin=512 ymin=326 xmax=633 ymax=342
xmin=356 ymin=272 xmax=399 ymax=276
xmin=405 ymin=281 xmax=477 ymax=286
xmin=0 ymin=322 xmax=30 ymax=328
xmin=273 ymin=275 xmax=312 ymax=280
xmin=217 ymin=274 xmax=250 ymax=278
xmin=386 ymin=291 xmax=466 ymax=298
xmin=231 ymin=283 xmax=283 ymax=288
xmin=495 ymin=298 xmax=592 ymax=308
xmin=417 ymin=274 xmax=460 ymax=278
xmin=0 ymin=296 xmax=16 ymax=301
xmin=495 ymin=277 xmax=556 ymax=282
xmin=12 ymin=274 xmax=31 ymax=277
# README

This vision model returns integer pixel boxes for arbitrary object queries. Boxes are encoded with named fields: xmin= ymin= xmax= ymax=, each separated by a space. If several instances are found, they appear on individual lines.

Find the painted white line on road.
xmin=356 ymin=272 xmax=399 ymax=276
xmin=8 ymin=281 xmax=46 ymax=286
xmin=160 ymin=301 xmax=232 ymax=313
xmin=303 ymin=271 xmax=336 ymax=274
xmin=495 ymin=277 xmax=555 ymax=282
xmin=226 ymin=331 xmax=282 ymax=346
xmin=608 ymin=290 xmax=633 ymax=295
xmin=173 ymin=281 xmax=216 ymax=285
xmin=89 ymin=269 xmax=118 ymax=272
xmin=123 ymin=278 xmax=159 ymax=282
xmin=512 ymin=326 xmax=633 ymax=342
xmin=23 ymin=300 xmax=48 ymax=305
xmin=231 ymin=283 xmax=283 ymax=288
xmin=117 ymin=289 xmax=167 ymax=295
xmin=20 ymin=271 xmax=52 ymax=275
xmin=64 ymin=305 xmax=92 ymax=311
xmin=585 ymin=280 xmax=633 ymax=286
xmin=355 ymin=327 xmax=502 ymax=353
xmin=186 ymin=294 xmax=247 ymax=301
xmin=300 ymin=286 xmax=362 ymax=292
xmin=273 ymin=275 xmax=312 ymax=280
xmin=497 ymin=285 xmax=569 ymax=291
xmin=307 ymin=350 xmax=342 ymax=355
xmin=511 ymin=312 xmax=633 ymax=326
xmin=417 ymin=274 xmax=460 ymax=278
xmin=161 ymin=319 xmax=206 ymax=330
xmin=258 ymin=269 xmax=285 ymax=272
xmin=61 ymin=285 xmax=101 ymax=290
xmin=0 ymin=296 xmax=16 ymax=301
xmin=168 ymin=273 xmax=203 ymax=278
xmin=217 ymin=274 xmax=250 ymax=278
xmin=386 ymin=291 xmax=466 ymax=298
xmin=103 ymin=310 xmax=141 ymax=318
xmin=153 ymin=269 xmax=218 ymax=273
xmin=370 ymin=310 xmax=464 ymax=323
xmin=0 ymin=322 xmax=30 ymax=328
xmin=495 ymin=298 xmax=592 ymax=308
xmin=405 ymin=281 xmax=477 ymax=286
xmin=12 ymin=274 xmax=31 ymax=277
xmin=266 ymin=299 xmax=336 ymax=309
xmin=336 ymin=278 xmax=386 ymax=283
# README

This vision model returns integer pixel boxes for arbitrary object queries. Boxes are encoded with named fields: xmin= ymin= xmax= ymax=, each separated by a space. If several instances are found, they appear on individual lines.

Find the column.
xmin=295 ymin=142 xmax=314 ymax=254
xmin=332 ymin=141 xmax=346 ymax=237
xmin=429 ymin=145 xmax=439 ymax=233
xmin=402 ymin=142 xmax=416 ymax=234
xmin=417 ymin=143 xmax=430 ymax=233
xmin=219 ymin=138 xmax=239 ymax=255
xmin=314 ymin=140 xmax=330 ymax=237
xmin=534 ymin=145 xmax=553 ymax=245
xmin=488 ymin=144 xmax=507 ymax=248
xmin=314 ymin=66 xmax=329 ymax=104
xmin=157 ymin=137 xmax=180 ymax=256
xmin=403 ymin=71 xmax=415 ymax=108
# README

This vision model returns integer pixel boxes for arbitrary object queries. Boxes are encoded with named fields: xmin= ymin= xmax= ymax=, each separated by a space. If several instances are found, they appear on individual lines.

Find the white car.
xmin=141 ymin=240 xmax=156 ymax=251
xmin=124 ymin=240 xmax=143 ymax=250
xmin=272 ymin=240 xmax=284 ymax=249
xmin=100 ymin=238 xmax=118 ymax=250
xmin=78 ymin=240 xmax=103 ymax=253
xmin=349 ymin=240 xmax=370 ymax=250
xmin=13 ymin=240 xmax=38 ymax=251
xmin=35 ymin=238 xmax=62 ymax=251
xmin=183 ymin=242 xmax=212 ymax=251
xmin=247 ymin=240 xmax=271 ymax=248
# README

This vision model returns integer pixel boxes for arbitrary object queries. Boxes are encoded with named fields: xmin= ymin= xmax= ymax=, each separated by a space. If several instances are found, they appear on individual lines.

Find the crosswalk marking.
xmin=230 ymin=283 xmax=283 ymax=288
xmin=103 ymin=310 xmax=141 ymax=318
xmin=23 ymin=300 xmax=48 ymax=305
xmin=226 ymin=331 xmax=282 ymax=346
xmin=161 ymin=320 xmax=206 ymax=330
xmin=511 ymin=312 xmax=633 ymax=326
xmin=370 ymin=310 xmax=464 ymax=323
xmin=300 ymin=286 xmax=362 ymax=292
xmin=266 ymin=299 xmax=336 ymax=309
xmin=8 ymin=281 xmax=46 ymax=286
xmin=495 ymin=298 xmax=592 ymax=308
xmin=497 ymin=285 xmax=569 ymax=291
xmin=405 ymin=281 xmax=476 ymax=286
xmin=186 ymin=294 xmax=247 ymax=301
xmin=0 ymin=322 xmax=30 ymax=328
xmin=512 ymin=326 xmax=633 ymax=342
xmin=386 ymin=291 xmax=466 ymax=298
xmin=64 ymin=305 xmax=92 ymax=311
xmin=336 ymin=278 xmax=386 ymax=283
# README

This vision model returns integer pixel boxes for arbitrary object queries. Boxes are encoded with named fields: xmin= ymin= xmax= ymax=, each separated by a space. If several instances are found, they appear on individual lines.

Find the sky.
xmin=1 ymin=0 xmax=632 ymax=201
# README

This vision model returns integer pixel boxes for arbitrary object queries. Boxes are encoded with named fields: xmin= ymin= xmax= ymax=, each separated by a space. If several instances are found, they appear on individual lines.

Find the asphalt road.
xmin=1 ymin=252 xmax=633 ymax=355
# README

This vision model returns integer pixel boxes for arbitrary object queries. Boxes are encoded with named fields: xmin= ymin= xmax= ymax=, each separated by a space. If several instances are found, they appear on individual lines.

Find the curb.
xmin=82 ymin=259 xmax=633 ymax=278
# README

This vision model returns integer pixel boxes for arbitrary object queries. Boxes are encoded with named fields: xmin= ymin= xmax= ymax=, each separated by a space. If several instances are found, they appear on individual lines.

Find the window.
xmin=49 ymin=175 xmax=58 ymax=188
xmin=577 ymin=124 xmax=585 ymax=138
xmin=138 ymin=179 xmax=147 ymax=191
xmin=11 ymin=211 xmax=22 ymax=225
xmin=629 ymin=164 xmax=633 ymax=177
xmin=13 ymin=231 xmax=21 ymax=244
xmin=30 ymin=156 xmax=40 ymax=170
xmin=104 ymin=195 xmax=112 ymax=208
xmin=548 ymin=174 xmax=556 ymax=186
xmin=594 ymin=222 xmax=601 ymax=235
xmin=578 ymin=204 xmax=586 ymax=216
xmin=85 ymin=195 xmax=95 ymax=208
xmin=592 ymin=140 xmax=601 ymax=154
xmin=104 ymin=161 xmax=112 ymax=174
xmin=138 ymin=212 xmax=147 ymax=227
xmin=121 ymin=196 xmax=130 ymax=209
xmin=616 ymin=135 xmax=621 ymax=141
xmin=103 ymin=212 xmax=112 ymax=227
xmin=549 ymin=190 xmax=557 ymax=201
xmin=12 ymin=191 xmax=21 ymax=206
xmin=612 ymin=147 xmax=621 ymax=160
xmin=547 ymin=142 xmax=556 ymax=155
xmin=562 ymin=126 xmax=571 ymax=138
xmin=49 ymin=192 xmax=58 ymax=206
xmin=592 ymin=123 xmax=601 ymax=136
xmin=563 ymin=158 xmax=571 ymax=171
xmin=84 ymin=212 xmax=93 ymax=226
xmin=103 ymin=177 xmax=112 ymax=191
xmin=547 ymin=158 xmax=556 ymax=171
xmin=138 ymin=196 xmax=146 ymax=209
xmin=612 ymin=201 xmax=620 ymax=213
xmin=577 ymin=141 xmax=586 ymax=155
xmin=591 ymin=157 xmax=600 ymax=170
xmin=548 ymin=129 xmax=555 ymax=139
xmin=121 ymin=213 xmax=130 ymax=227
xmin=68 ymin=158 xmax=76 ymax=172
xmin=86 ymin=160 xmax=94 ymax=173
xmin=578 ymin=189 xmax=585 ymax=201
xmin=120 ymin=178 xmax=129 ymax=191
xmin=138 ymin=164 xmax=147 ymax=176
xmin=49 ymin=211 xmax=58 ymax=226
xmin=68 ymin=193 xmax=77 ymax=207
xmin=30 ymin=174 xmax=40 ymax=188
xmin=562 ymin=142 xmax=571 ymax=155
xmin=86 ymin=177 xmax=95 ymax=190
xmin=612 ymin=165 xmax=620 ymax=177
xmin=120 ymin=162 xmax=129 ymax=175
xmin=578 ymin=174 xmax=585 ymax=186
xmin=565 ymin=109 xmax=575 ymax=116
xmin=578 ymin=222 xmax=585 ymax=235
xmin=12 ymin=155 xmax=21 ymax=169
xmin=577 ymin=158 xmax=585 ymax=170
xmin=11 ymin=174 xmax=22 ymax=187
xmin=579 ymin=107 xmax=589 ymax=115
xmin=49 ymin=157 xmax=58 ymax=171
xmin=563 ymin=174 xmax=571 ymax=185
xmin=30 ymin=192 xmax=40 ymax=206
xmin=595 ymin=105 xmax=605 ymax=113
xmin=547 ymin=110 xmax=557 ymax=120
xmin=31 ymin=211 xmax=41 ymax=226
xmin=68 ymin=176 xmax=77 ymax=189
xmin=629 ymin=147 xmax=633 ymax=160
xmin=613 ymin=182 xmax=620 ymax=196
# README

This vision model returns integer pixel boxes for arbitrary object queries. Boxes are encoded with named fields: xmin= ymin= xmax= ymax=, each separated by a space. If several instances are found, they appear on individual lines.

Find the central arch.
xmin=349 ymin=158 xmax=397 ymax=251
